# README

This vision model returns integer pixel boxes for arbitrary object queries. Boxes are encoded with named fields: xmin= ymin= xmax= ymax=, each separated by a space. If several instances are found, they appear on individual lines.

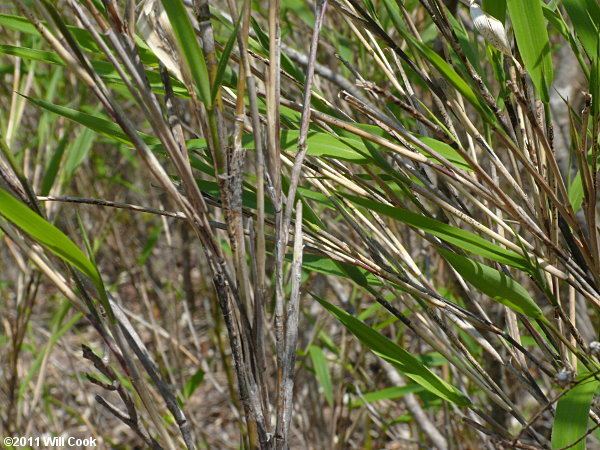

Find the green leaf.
xmin=350 ymin=385 xmax=425 ymax=407
xmin=569 ymin=172 xmax=585 ymax=212
xmin=160 ymin=0 xmax=212 ymax=107
xmin=63 ymin=127 xmax=96 ymax=180
xmin=281 ymin=130 xmax=369 ymax=163
xmin=343 ymin=194 xmax=530 ymax=270
xmin=27 ymin=98 xmax=217 ymax=184
xmin=0 ymin=13 xmax=39 ymax=35
xmin=439 ymin=249 xmax=543 ymax=319
xmin=562 ymin=0 xmax=600 ymax=61
xmin=24 ymin=96 xmax=157 ymax=146
xmin=182 ymin=368 xmax=205 ymax=400
xmin=552 ymin=373 xmax=600 ymax=450
xmin=411 ymin=37 xmax=492 ymax=118
xmin=590 ymin=33 xmax=600 ymax=118
xmin=40 ymin=134 xmax=69 ymax=196
xmin=308 ymin=346 xmax=334 ymax=407
xmin=446 ymin=10 xmax=481 ymax=71
xmin=372 ymin=9 xmax=492 ymax=120
xmin=212 ymin=14 xmax=241 ymax=101
xmin=0 ymin=188 xmax=108 ymax=312
xmin=483 ymin=0 xmax=506 ymax=23
xmin=0 ymin=14 xmax=102 ymax=54
xmin=0 ymin=44 xmax=63 ymax=65
xmin=0 ymin=44 xmax=187 ymax=97
xmin=0 ymin=12 xmax=159 ymax=62
xmin=417 ymin=136 xmax=471 ymax=171
xmin=380 ymin=0 xmax=405 ymax=36
xmin=506 ymin=0 xmax=554 ymax=101
xmin=239 ymin=129 xmax=370 ymax=162
xmin=314 ymin=295 xmax=471 ymax=406
xmin=300 ymin=254 xmax=381 ymax=286
xmin=249 ymin=17 xmax=305 ymax=83
xmin=25 ymin=96 xmax=133 ymax=145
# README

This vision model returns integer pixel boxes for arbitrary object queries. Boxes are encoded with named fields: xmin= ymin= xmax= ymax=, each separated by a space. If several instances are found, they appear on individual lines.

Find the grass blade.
xmin=562 ymin=0 xmax=600 ymax=61
xmin=552 ymin=373 xmax=600 ymax=450
xmin=350 ymin=385 xmax=425 ymax=407
xmin=0 ymin=188 xmax=108 ymax=315
xmin=211 ymin=15 xmax=241 ymax=101
xmin=314 ymin=295 xmax=471 ymax=406
xmin=439 ymin=249 xmax=544 ymax=319
xmin=308 ymin=345 xmax=334 ymax=407
xmin=506 ymin=0 xmax=554 ymax=101
xmin=343 ymin=194 xmax=530 ymax=270
xmin=160 ymin=0 xmax=212 ymax=107
xmin=182 ymin=368 xmax=205 ymax=401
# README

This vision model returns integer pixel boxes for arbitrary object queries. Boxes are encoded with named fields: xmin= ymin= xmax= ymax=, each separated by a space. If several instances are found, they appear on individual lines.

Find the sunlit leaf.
xmin=439 ymin=249 xmax=543 ymax=319
xmin=0 ymin=188 xmax=108 ymax=313
xmin=506 ymin=0 xmax=554 ymax=101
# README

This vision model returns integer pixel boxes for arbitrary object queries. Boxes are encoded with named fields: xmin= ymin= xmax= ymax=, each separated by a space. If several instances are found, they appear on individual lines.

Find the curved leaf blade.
xmin=350 ymin=385 xmax=425 ymax=407
xmin=417 ymin=136 xmax=471 ymax=171
xmin=0 ymin=188 xmax=106 ymax=307
xmin=562 ymin=0 xmax=600 ymax=61
xmin=439 ymin=249 xmax=543 ymax=319
xmin=211 ymin=14 xmax=241 ymax=101
xmin=314 ymin=295 xmax=471 ymax=406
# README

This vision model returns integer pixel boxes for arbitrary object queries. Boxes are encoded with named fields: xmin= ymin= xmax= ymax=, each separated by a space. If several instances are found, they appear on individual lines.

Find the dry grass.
xmin=0 ymin=0 xmax=599 ymax=449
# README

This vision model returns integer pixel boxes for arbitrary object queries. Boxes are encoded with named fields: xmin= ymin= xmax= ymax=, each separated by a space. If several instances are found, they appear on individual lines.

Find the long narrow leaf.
xmin=344 ymin=194 xmax=530 ymax=270
xmin=314 ymin=295 xmax=471 ymax=406
xmin=439 ymin=249 xmax=544 ymax=319
xmin=25 ymin=96 xmax=155 ymax=145
xmin=506 ymin=0 xmax=554 ymax=101
xmin=562 ymin=0 xmax=600 ymax=61
xmin=0 ymin=188 xmax=108 ymax=311
xmin=211 ymin=14 xmax=241 ymax=101
xmin=552 ymin=373 xmax=600 ymax=450
xmin=160 ymin=0 xmax=212 ymax=107
xmin=350 ymin=385 xmax=425 ymax=407
xmin=308 ymin=346 xmax=334 ymax=407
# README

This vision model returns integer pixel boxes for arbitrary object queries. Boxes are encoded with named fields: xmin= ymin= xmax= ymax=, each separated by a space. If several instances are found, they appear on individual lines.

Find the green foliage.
xmin=506 ymin=0 xmax=554 ymax=100
xmin=483 ymin=0 xmax=506 ymax=23
xmin=308 ymin=345 xmax=334 ymax=407
xmin=562 ymin=0 xmax=600 ymax=61
xmin=350 ymin=385 xmax=424 ymax=407
xmin=439 ymin=249 xmax=544 ymax=319
xmin=182 ymin=368 xmax=206 ymax=401
xmin=160 ymin=0 xmax=212 ymax=107
xmin=2 ymin=0 xmax=599 ymax=446
xmin=0 ymin=188 xmax=109 ymax=316
xmin=315 ymin=295 xmax=471 ymax=406
xmin=25 ymin=96 xmax=142 ymax=145
xmin=344 ymin=194 xmax=531 ymax=270
xmin=212 ymin=15 xmax=242 ymax=101
xmin=552 ymin=373 xmax=600 ymax=450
